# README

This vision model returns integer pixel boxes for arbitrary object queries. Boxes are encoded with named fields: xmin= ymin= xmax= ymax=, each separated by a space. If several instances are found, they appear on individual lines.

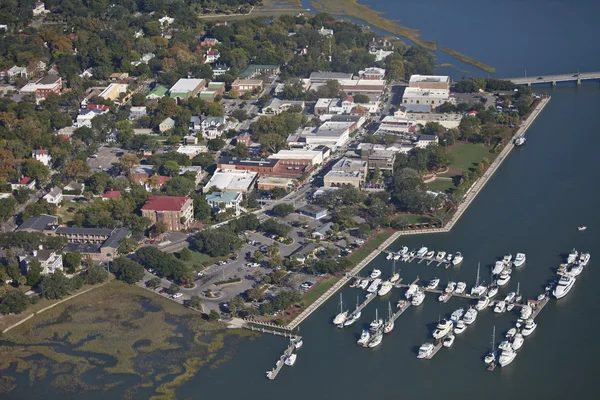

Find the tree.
xmin=39 ymin=272 xmax=72 ymax=299
xmin=162 ymin=176 xmax=194 ymax=196
xmin=0 ymin=198 xmax=17 ymax=222
xmin=0 ymin=291 xmax=30 ymax=315
xmin=459 ymin=116 xmax=481 ymax=141
xmin=192 ymin=194 xmax=212 ymax=220
xmin=118 ymin=238 xmax=139 ymax=255
xmin=229 ymin=142 xmax=249 ymax=158
xmin=84 ymin=265 xmax=108 ymax=284
xmin=86 ymin=172 xmax=111 ymax=194
xmin=112 ymin=257 xmax=145 ymax=284
xmin=26 ymin=258 xmax=43 ymax=287
xmin=167 ymin=283 xmax=180 ymax=295
xmin=120 ymin=154 xmax=140 ymax=177
xmin=271 ymin=203 xmax=295 ymax=217
xmin=192 ymin=152 xmax=214 ymax=169
xmin=64 ymin=159 xmax=89 ymax=181
xmin=146 ymin=277 xmax=161 ymax=289
xmin=231 ymin=109 xmax=248 ymax=122
xmin=387 ymin=59 xmax=405 ymax=80
xmin=207 ymin=310 xmax=220 ymax=321
xmin=247 ymin=285 xmax=265 ymax=301
xmin=22 ymin=159 xmax=50 ymax=183
xmin=207 ymin=138 xmax=226 ymax=151
xmin=179 ymin=247 xmax=193 ymax=261
xmin=189 ymin=295 xmax=202 ymax=309
xmin=63 ymin=252 xmax=82 ymax=273
xmin=353 ymin=94 xmax=370 ymax=104
xmin=160 ymin=160 xmax=180 ymax=177
xmin=194 ymin=228 xmax=243 ymax=257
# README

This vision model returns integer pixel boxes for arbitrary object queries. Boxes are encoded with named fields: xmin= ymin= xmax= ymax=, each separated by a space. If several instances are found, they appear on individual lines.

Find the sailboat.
xmin=343 ymin=296 xmax=361 ymax=327
xmin=471 ymin=262 xmax=487 ymax=296
xmin=390 ymin=260 xmax=400 ymax=283
xmin=369 ymin=309 xmax=383 ymax=332
xmin=383 ymin=302 xmax=394 ymax=333
xmin=515 ymin=282 xmax=522 ymax=302
xmin=484 ymin=326 xmax=497 ymax=364
xmin=332 ymin=293 xmax=348 ymax=326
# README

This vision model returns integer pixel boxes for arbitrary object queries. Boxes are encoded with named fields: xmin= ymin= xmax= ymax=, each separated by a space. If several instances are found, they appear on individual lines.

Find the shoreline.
xmin=285 ymin=96 xmax=551 ymax=330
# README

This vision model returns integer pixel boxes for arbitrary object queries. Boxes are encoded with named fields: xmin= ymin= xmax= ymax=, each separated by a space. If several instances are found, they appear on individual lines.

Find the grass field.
xmin=301 ymin=276 xmax=340 ymax=307
xmin=448 ymin=143 xmax=496 ymax=173
xmin=403 ymin=214 xmax=433 ymax=225
xmin=55 ymin=203 xmax=85 ymax=223
xmin=426 ymin=179 xmax=456 ymax=193
xmin=346 ymin=230 xmax=391 ymax=266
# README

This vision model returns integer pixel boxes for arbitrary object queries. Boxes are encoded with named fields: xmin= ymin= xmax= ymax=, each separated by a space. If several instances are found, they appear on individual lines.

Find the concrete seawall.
xmin=286 ymin=96 xmax=551 ymax=330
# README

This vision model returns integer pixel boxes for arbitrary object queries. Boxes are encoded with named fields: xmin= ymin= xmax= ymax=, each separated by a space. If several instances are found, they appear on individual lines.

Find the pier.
xmin=507 ymin=71 xmax=600 ymax=86
xmin=425 ymin=340 xmax=444 ymax=360
xmin=266 ymin=340 xmax=297 ymax=380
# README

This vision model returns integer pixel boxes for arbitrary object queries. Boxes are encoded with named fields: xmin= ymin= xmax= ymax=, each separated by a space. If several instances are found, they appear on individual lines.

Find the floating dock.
xmin=266 ymin=339 xmax=298 ymax=380
xmin=425 ymin=340 xmax=444 ymax=360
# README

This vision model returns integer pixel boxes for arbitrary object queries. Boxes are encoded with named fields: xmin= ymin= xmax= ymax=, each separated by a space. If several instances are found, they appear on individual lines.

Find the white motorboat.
xmin=383 ymin=302 xmax=394 ymax=333
xmin=514 ymin=136 xmax=526 ymax=146
xmin=409 ymin=250 xmax=417 ymax=258
xmin=513 ymin=253 xmax=526 ymax=267
xmin=358 ymin=279 xmax=369 ymax=290
xmin=357 ymin=329 xmax=370 ymax=346
xmin=579 ymin=252 xmax=591 ymax=266
xmin=475 ymin=296 xmax=490 ymax=311
xmin=367 ymin=278 xmax=382 ymax=293
xmin=293 ymin=338 xmax=303 ymax=349
xmin=417 ymin=247 xmax=428 ymax=257
xmin=537 ymin=293 xmax=547 ymax=301
xmin=492 ymin=261 xmax=505 ymax=275
xmin=418 ymin=343 xmax=434 ymax=359
xmin=401 ymin=254 xmax=410 ymax=262
xmin=368 ymin=331 xmax=383 ymax=348
xmin=520 ymin=304 xmax=533 ymax=319
xmin=503 ymin=253 xmax=513 ymax=265
xmin=370 ymin=269 xmax=382 ymax=279
xmin=435 ymin=251 xmax=446 ymax=261
xmin=378 ymin=281 xmax=393 ymax=296
xmin=506 ymin=327 xmax=517 ymax=338
xmin=438 ymin=292 xmax=451 ymax=302
xmin=455 ymin=282 xmax=467 ymax=295
xmin=369 ymin=309 xmax=383 ymax=332
xmin=285 ymin=354 xmax=297 ymax=366
xmin=515 ymin=282 xmax=522 ymax=302
xmin=333 ymin=294 xmax=348 ymax=325
xmin=506 ymin=303 xmax=515 ymax=311
xmin=349 ymin=278 xmax=360 ymax=288
xmin=499 ymin=348 xmax=517 ymax=367
xmin=463 ymin=307 xmax=478 ymax=325
xmin=450 ymin=308 xmax=465 ymax=322
xmin=446 ymin=253 xmax=453 ymax=263
xmin=411 ymin=290 xmax=425 ymax=306
xmin=471 ymin=263 xmax=487 ymax=296
xmin=386 ymin=252 xmax=393 ymax=260
xmin=393 ymin=253 xmax=401 ymax=260
xmin=454 ymin=320 xmax=467 ymax=334
xmin=578 ymin=226 xmax=587 ymax=231
xmin=445 ymin=281 xmax=457 ymax=293
xmin=567 ymin=248 xmax=578 ymax=264
xmin=494 ymin=300 xmax=506 ymax=313
xmin=452 ymin=252 xmax=463 ymax=265
xmin=433 ymin=319 xmax=453 ymax=339
xmin=515 ymin=318 xmax=524 ymax=328
xmin=553 ymin=274 xmax=576 ymax=299
xmin=504 ymin=292 xmax=516 ymax=303
xmin=425 ymin=250 xmax=435 ymax=259
xmin=511 ymin=333 xmax=524 ymax=350
xmin=497 ymin=270 xmax=511 ymax=286
xmin=427 ymin=278 xmax=440 ymax=290
xmin=400 ymin=246 xmax=409 ymax=255
xmin=484 ymin=326 xmax=497 ymax=364
xmin=487 ymin=284 xmax=498 ymax=298
xmin=443 ymin=334 xmax=455 ymax=347
xmin=568 ymin=263 xmax=583 ymax=277
xmin=405 ymin=284 xmax=419 ymax=299
xmin=498 ymin=340 xmax=512 ymax=351
xmin=522 ymin=319 xmax=537 ymax=337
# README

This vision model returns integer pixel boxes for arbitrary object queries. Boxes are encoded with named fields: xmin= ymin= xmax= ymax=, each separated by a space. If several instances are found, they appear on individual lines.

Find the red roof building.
xmin=102 ymin=190 xmax=122 ymax=200
xmin=140 ymin=196 xmax=194 ymax=231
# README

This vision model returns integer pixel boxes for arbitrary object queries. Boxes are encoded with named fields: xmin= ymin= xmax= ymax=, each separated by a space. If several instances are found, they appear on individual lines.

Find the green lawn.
xmin=426 ymin=179 xmax=456 ymax=193
xmin=301 ymin=276 xmax=340 ymax=307
xmin=346 ymin=230 xmax=391 ymax=266
xmin=403 ymin=214 xmax=433 ymax=225
xmin=179 ymin=250 xmax=229 ymax=270
xmin=56 ymin=203 xmax=85 ymax=223
xmin=448 ymin=143 xmax=496 ymax=173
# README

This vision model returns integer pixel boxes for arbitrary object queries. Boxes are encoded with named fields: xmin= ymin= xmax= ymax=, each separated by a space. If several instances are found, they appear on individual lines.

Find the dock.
xmin=530 ymin=296 xmax=549 ymax=319
xmin=391 ymin=299 xmax=411 ymax=321
xmin=352 ymin=292 xmax=378 ymax=315
xmin=266 ymin=340 xmax=297 ymax=380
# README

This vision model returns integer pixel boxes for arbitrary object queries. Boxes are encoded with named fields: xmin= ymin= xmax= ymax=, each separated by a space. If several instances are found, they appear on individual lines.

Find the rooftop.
xmin=16 ymin=214 xmax=57 ymax=232
xmin=170 ymin=78 xmax=205 ymax=93
xmin=141 ymin=196 xmax=191 ymax=212
xmin=204 ymin=169 xmax=257 ymax=191
xmin=148 ymin=85 xmax=168 ymax=97
xmin=102 ymin=228 xmax=131 ymax=249
xmin=219 ymin=156 xmax=278 ymax=168
xmin=205 ymin=191 xmax=242 ymax=203
xmin=332 ymin=158 xmax=367 ymax=170
xmin=325 ymin=170 xmax=362 ymax=178
xmin=297 ymin=204 xmax=327 ymax=215
xmin=56 ymin=227 xmax=114 ymax=236
xmin=102 ymin=190 xmax=122 ymax=199
xmin=409 ymin=75 xmax=450 ymax=83
xmin=309 ymin=72 xmax=353 ymax=81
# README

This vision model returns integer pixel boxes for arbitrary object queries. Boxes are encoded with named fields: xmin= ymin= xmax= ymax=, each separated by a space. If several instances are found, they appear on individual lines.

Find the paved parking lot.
xmin=87 ymin=147 xmax=128 ymax=173
xmin=454 ymin=92 xmax=496 ymax=106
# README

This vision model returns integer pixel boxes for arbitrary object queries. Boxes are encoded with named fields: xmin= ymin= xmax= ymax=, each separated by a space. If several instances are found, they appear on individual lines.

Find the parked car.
xmin=172 ymin=293 xmax=183 ymax=299
xmin=159 ymin=288 xmax=167 ymax=294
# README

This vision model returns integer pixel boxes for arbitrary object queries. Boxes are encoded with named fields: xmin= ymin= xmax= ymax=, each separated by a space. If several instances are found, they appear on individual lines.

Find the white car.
xmin=247 ymin=263 xmax=261 ymax=268
xmin=172 ymin=293 xmax=183 ymax=299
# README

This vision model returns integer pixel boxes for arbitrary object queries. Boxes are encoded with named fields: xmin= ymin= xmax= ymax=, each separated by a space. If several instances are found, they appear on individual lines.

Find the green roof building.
xmin=146 ymin=85 xmax=168 ymax=100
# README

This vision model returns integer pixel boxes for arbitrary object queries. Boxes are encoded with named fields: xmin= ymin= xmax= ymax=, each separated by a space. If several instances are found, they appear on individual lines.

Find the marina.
xmin=265 ymin=338 xmax=302 ymax=380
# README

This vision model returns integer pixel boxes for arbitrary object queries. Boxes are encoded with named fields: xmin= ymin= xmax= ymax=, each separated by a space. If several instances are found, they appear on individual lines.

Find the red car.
xmin=159 ymin=288 xmax=167 ymax=294
xmin=178 ymin=282 xmax=187 ymax=287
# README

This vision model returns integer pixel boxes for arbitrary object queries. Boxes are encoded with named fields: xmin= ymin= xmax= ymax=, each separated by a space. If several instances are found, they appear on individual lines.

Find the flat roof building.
xmin=409 ymin=75 xmax=450 ymax=90
xmin=169 ymin=79 xmax=206 ymax=100
xmin=141 ymin=196 xmax=194 ymax=231
xmin=324 ymin=170 xmax=364 ymax=188
xmin=297 ymin=204 xmax=328 ymax=220
xmin=203 ymin=169 xmax=258 ymax=193
xmin=309 ymin=72 xmax=353 ymax=83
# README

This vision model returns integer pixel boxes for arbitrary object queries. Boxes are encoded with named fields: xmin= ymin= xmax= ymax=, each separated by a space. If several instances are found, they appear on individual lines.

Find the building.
xmin=297 ymin=204 xmax=327 ymax=219
xmin=19 ymin=249 xmax=62 ymax=275
xmin=358 ymin=143 xmax=398 ymax=171
xmin=32 ymin=2 xmax=49 ymax=16
xmin=98 ymin=83 xmax=128 ymax=103
xmin=409 ymin=75 xmax=450 ymax=90
xmin=43 ymin=187 xmax=63 ymax=204
xmin=63 ymin=181 xmax=84 ymax=195
xmin=203 ymin=169 xmax=258 ymax=193
xmin=309 ymin=72 xmax=353 ymax=83
xmin=218 ymin=157 xmax=279 ymax=175
xmin=300 ymin=121 xmax=355 ymax=149
xmin=205 ymin=192 xmax=243 ymax=215
xmin=257 ymin=176 xmax=295 ymax=191
xmin=368 ymin=38 xmax=394 ymax=61
xmin=147 ymin=85 xmax=168 ymax=100
xmin=312 ymin=222 xmax=334 ymax=239
xmin=378 ymin=109 xmax=417 ymax=134
xmin=183 ymin=135 xmax=197 ymax=145
xmin=236 ymin=133 xmax=252 ymax=147
xmin=141 ymin=196 xmax=194 ymax=231
xmin=339 ymin=79 xmax=385 ymax=93
xmin=178 ymin=166 xmax=203 ymax=185
xmin=405 ymin=112 xmax=463 ymax=129
xmin=416 ymin=134 xmax=439 ymax=148
xmin=16 ymin=214 xmax=57 ymax=233
xmin=212 ymin=63 xmax=230 ymax=76
xmin=261 ymin=98 xmax=305 ymax=115
xmin=231 ymin=79 xmax=263 ymax=94
xmin=109 ymin=72 xmax=129 ymax=81
xmin=61 ymin=227 xmax=131 ymax=262
xmin=324 ymin=170 xmax=364 ymax=188
xmin=32 ymin=148 xmax=51 ymax=166
xmin=358 ymin=67 xmax=386 ymax=80
xmin=74 ymin=108 xmax=107 ymax=128
xmin=129 ymin=106 xmax=147 ymax=120
xmin=269 ymin=150 xmax=324 ymax=166
xmin=11 ymin=177 xmax=36 ymax=190
xmin=204 ymin=48 xmax=220 ymax=63
xmin=205 ymin=81 xmax=225 ymax=95
xmin=19 ymin=75 xmax=62 ymax=101
xmin=402 ymin=87 xmax=453 ymax=111
xmin=159 ymin=117 xmax=176 ymax=132
xmin=314 ymin=98 xmax=334 ymax=115
xmin=169 ymin=78 xmax=206 ymax=101
xmin=239 ymin=64 xmax=280 ymax=79
xmin=176 ymin=145 xmax=208 ymax=158
xmin=332 ymin=158 xmax=368 ymax=174
xmin=317 ymin=26 xmax=334 ymax=36
xmin=201 ymin=116 xmax=229 ymax=139
xmin=102 ymin=190 xmax=122 ymax=200
xmin=199 ymin=37 xmax=219 ymax=47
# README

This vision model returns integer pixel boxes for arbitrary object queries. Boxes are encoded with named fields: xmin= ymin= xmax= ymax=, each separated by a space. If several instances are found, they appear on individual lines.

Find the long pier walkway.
xmin=266 ymin=340 xmax=296 ymax=380
xmin=508 ymin=71 xmax=600 ymax=86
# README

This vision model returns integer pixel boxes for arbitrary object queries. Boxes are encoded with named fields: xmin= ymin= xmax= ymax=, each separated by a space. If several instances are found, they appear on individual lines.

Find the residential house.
xmin=297 ymin=204 xmax=327 ymax=219
xmin=261 ymin=98 xmax=305 ymax=115
xmin=141 ymin=196 xmax=194 ymax=231
xmin=32 ymin=148 xmax=51 ymax=166
xmin=169 ymin=78 xmax=206 ymax=101
xmin=43 ymin=187 xmax=63 ymax=204
xmin=6 ymin=66 xmax=29 ymax=81
xmin=317 ymin=26 xmax=334 ymax=36
xmin=11 ymin=177 xmax=36 ymax=190
xmin=80 ymin=68 xmax=94 ymax=79
xmin=205 ymin=192 xmax=243 ymax=215
xmin=199 ymin=37 xmax=219 ymax=47
xmin=183 ymin=135 xmax=197 ymax=145
xmin=416 ymin=135 xmax=439 ymax=148
xmin=201 ymin=116 xmax=228 ymax=139
xmin=358 ymin=67 xmax=386 ymax=80
xmin=367 ymin=38 xmax=394 ymax=61
xmin=159 ymin=117 xmax=176 ymax=132
xmin=147 ymin=85 xmax=168 ymax=100
xmin=102 ymin=190 xmax=122 ymax=200
xmin=19 ymin=249 xmax=63 ymax=275
xmin=32 ymin=2 xmax=49 ymax=16
xmin=109 ymin=72 xmax=129 ymax=81
xmin=129 ymin=106 xmax=147 ymax=120
xmin=236 ymin=133 xmax=252 ymax=147
xmin=189 ymin=116 xmax=202 ymax=132
xmin=158 ymin=16 xmax=174 ymax=28
xmin=204 ymin=48 xmax=220 ymax=63
xmin=98 ymin=83 xmax=128 ymax=104
xmin=63 ymin=181 xmax=84 ymax=195
xmin=231 ymin=79 xmax=262 ymax=94
xmin=312 ymin=222 xmax=334 ymax=239
xmin=211 ymin=63 xmax=230 ymax=76
xmin=75 ymin=108 xmax=107 ymax=128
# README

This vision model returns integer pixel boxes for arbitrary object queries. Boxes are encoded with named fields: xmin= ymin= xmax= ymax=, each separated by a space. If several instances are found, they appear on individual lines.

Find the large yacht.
xmin=503 ymin=253 xmax=513 ymax=265
xmin=433 ymin=319 xmax=453 ymax=339
xmin=520 ymin=304 xmax=533 ymax=319
xmin=496 ymin=270 xmax=511 ymax=286
xmin=427 ymin=278 xmax=440 ymax=290
xmin=499 ymin=348 xmax=517 ymax=367
xmin=417 ymin=247 xmax=428 ymax=257
xmin=452 ymin=252 xmax=464 ymax=265
xmin=405 ymin=284 xmax=419 ymax=299
xmin=418 ymin=343 xmax=435 ymax=359
xmin=513 ymin=253 xmax=526 ymax=267
xmin=463 ymin=307 xmax=478 ymax=325
xmin=450 ymin=308 xmax=465 ymax=322
xmin=357 ymin=329 xmax=370 ymax=346
xmin=454 ymin=319 xmax=467 ymax=334
xmin=569 ymin=262 xmax=583 ymax=277
xmin=492 ymin=261 xmax=505 ymax=275
xmin=553 ymin=275 xmax=576 ymax=299
xmin=522 ymin=319 xmax=537 ymax=336
xmin=455 ymin=282 xmax=467 ymax=295
xmin=284 ymin=353 xmax=297 ymax=366
xmin=367 ymin=278 xmax=383 ymax=293
xmin=493 ymin=300 xmax=506 ymax=314
xmin=475 ymin=296 xmax=490 ymax=311
xmin=567 ymin=249 xmax=578 ymax=264
xmin=378 ymin=280 xmax=394 ymax=296
xmin=411 ymin=290 xmax=426 ymax=306
xmin=370 ymin=269 xmax=382 ymax=279
xmin=512 ymin=333 xmax=524 ymax=350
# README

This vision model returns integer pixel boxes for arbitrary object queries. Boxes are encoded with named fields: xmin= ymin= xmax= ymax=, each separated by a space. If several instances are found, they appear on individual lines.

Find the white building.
xmin=261 ymin=98 xmax=305 ymax=115
xmin=43 ymin=187 xmax=63 ymax=204
xmin=75 ymin=108 xmax=107 ymax=128
xmin=405 ymin=112 xmax=463 ymax=129
xmin=32 ymin=148 xmax=51 ymax=166
xmin=205 ymin=191 xmax=243 ymax=215
xmin=401 ymin=87 xmax=453 ymax=111
xmin=318 ymin=26 xmax=334 ymax=36
xmin=176 ymin=145 xmax=208 ymax=159
xmin=269 ymin=149 xmax=324 ymax=166
xmin=203 ymin=169 xmax=258 ymax=193
xmin=129 ymin=106 xmax=147 ymax=120
xmin=408 ymin=75 xmax=450 ymax=90
xmin=415 ymin=135 xmax=439 ymax=148
xmin=20 ymin=249 xmax=63 ymax=275
xmin=158 ymin=16 xmax=174 ymax=28
xmin=201 ymin=116 xmax=229 ymax=139
xmin=358 ymin=67 xmax=386 ymax=80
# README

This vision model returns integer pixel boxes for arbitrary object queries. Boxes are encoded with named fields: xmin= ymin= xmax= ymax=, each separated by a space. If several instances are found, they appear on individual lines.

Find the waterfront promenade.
xmin=285 ymin=96 xmax=550 ymax=330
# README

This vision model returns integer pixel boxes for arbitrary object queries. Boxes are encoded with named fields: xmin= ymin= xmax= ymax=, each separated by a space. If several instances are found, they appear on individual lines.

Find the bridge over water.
xmin=507 ymin=72 xmax=600 ymax=86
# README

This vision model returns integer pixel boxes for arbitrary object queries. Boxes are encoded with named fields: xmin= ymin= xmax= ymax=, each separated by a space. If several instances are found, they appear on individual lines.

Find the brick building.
xmin=141 ymin=196 xmax=194 ymax=231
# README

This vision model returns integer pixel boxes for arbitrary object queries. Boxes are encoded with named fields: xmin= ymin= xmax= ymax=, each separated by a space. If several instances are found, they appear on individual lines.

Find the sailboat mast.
xmin=492 ymin=325 xmax=496 ymax=351
xmin=476 ymin=262 xmax=481 ymax=286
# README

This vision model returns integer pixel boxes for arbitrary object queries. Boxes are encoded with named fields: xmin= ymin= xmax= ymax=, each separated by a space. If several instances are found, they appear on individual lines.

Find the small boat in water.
xmin=514 ymin=136 xmax=526 ymax=146
xmin=370 ymin=269 xmax=382 ymax=279
xmin=383 ymin=302 xmax=394 ymax=333
xmin=368 ymin=331 xmax=383 ymax=348
xmin=475 ymin=296 xmax=490 ymax=311
xmin=503 ymin=253 xmax=513 ymax=265
xmin=446 ymin=253 xmax=453 ymax=263
xmin=386 ymin=252 xmax=393 ymax=260
xmin=293 ymin=338 xmax=303 ymax=349
xmin=492 ymin=261 xmax=505 ymax=275
xmin=506 ymin=303 xmax=515 ymax=311
xmin=454 ymin=320 xmax=467 ymax=334
xmin=357 ymin=329 xmax=370 ymax=346
xmin=400 ymin=246 xmax=409 ymax=255
xmin=445 ymin=281 xmax=457 ymax=293
xmin=452 ymin=252 xmax=463 ymax=265
xmin=521 ymin=319 xmax=537 ymax=337
xmin=578 ymin=226 xmax=587 ymax=231
xmin=425 ymin=250 xmax=435 ymax=259
xmin=506 ymin=327 xmax=517 ymax=338
xmin=504 ymin=292 xmax=516 ymax=303
xmin=494 ymin=300 xmax=506 ymax=314
xmin=438 ymin=292 xmax=451 ymax=302
xmin=427 ymin=278 xmax=440 ymax=290
xmin=443 ymin=334 xmax=455 ymax=347
xmin=487 ymin=284 xmax=498 ymax=298
xmin=513 ymin=253 xmax=526 ymax=267
xmin=411 ymin=290 xmax=426 ymax=306
xmin=393 ymin=253 xmax=401 ymax=260
xmin=450 ymin=308 xmax=465 ymax=322
xmin=284 ymin=353 xmax=297 ymax=366
xmin=418 ymin=343 xmax=435 ymax=359
xmin=484 ymin=326 xmax=497 ymax=364
xmin=401 ymin=253 xmax=410 ymax=262
xmin=417 ymin=247 xmax=428 ymax=257
xmin=358 ymin=279 xmax=369 ymax=290
xmin=455 ymin=282 xmax=467 ymax=295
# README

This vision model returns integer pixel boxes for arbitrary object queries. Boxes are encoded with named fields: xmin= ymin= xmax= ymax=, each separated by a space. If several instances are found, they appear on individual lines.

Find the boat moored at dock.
xmin=513 ymin=253 xmax=526 ymax=267
xmin=357 ymin=329 xmax=370 ymax=346
xmin=370 ymin=269 xmax=382 ymax=279
xmin=522 ymin=319 xmax=537 ymax=336
xmin=553 ymin=274 xmax=575 ymax=299
xmin=433 ymin=319 xmax=453 ymax=339
xmin=418 ymin=343 xmax=435 ymax=359
xmin=452 ymin=252 xmax=464 ymax=265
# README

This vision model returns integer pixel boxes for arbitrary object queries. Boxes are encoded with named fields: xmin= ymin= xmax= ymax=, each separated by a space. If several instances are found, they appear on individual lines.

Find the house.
xmin=261 ymin=98 xmax=305 ymax=115
xmin=129 ymin=106 xmax=147 ymax=120
xmin=61 ymin=227 xmax=131 ymax=261
xmin=63 ymin=181 xmax=84 ymax=195
xmin=204 ymin=48 xmax=220 ymax=63
xmin=158 ymin=16 xmax=174 ymax=28
xmin=199 ymin=37 xmax=219 ymax=47
xmin=147 ymin=85 xmax=168 ymax=100
xmin=43 ymin=187 xmax=63 ymax=204
xmin=212 ymin=64 xmax=230 ymax=76
xmin=56 ymin=126 xmax=76 ymax=140
xmin=169 ymin=78 xmax=206 ymax=101
xmin=231 ymin=79 xmax=263 ymax=94
xmin=203 ymin=169 xmax=258 ymax=193
xmin=179 ymin=166 xmax=203 ymax=185
xmin=236 ymin=133 xmax=252 ymax=147
xmin=98 ymin=83 xmax=128 ymax=103
xmin=11 ymin=177 xmax=36 ymax=190
xmin=312 ymin=222 xmax=334 ymax=239
xmin=239 ymin=64 xmax=280 ymax=79
xmin=358 ymin=143 xmax=397 ymax=171
xmin=189 ymin=116 xmax=202 ymax=132
xmin=32 ymin=2 xmax=49 ymax=16
xmin=32 ymin=148 xmax=51 ymax=166
xmin=19 ymin=249 xmax=63 ymax=275
xmin=205 ymin=191 xmax=243 ymax=215
xmin=16 ymin=214 xmax=58 ymax=233
xmin=318 ymin=26 xmax=334 ymax=36
xmin=141 ymin=196 xmax=194 ymax=231
xmin=109 ymin=72 xmax=129 ymax=81
xmin=368 ymin=38 xmax=394 ymax=61
xmin=6 ymin=66 xmax=29 ymax=81
xmin=19 ymin=75 xmax=62 ymax=101
xmin=183 ymin=135 xmax=197 ymax=145
xmin=80 ymin=68 xmax=94 ymax=79
xmin=102 ymin=190 xmax=122 ymax=200
xmin=358 ymin=67 xmax=386 ymax=80
xmin=416 ymin=135 xmax=439 ymax=148
xmin=159 ymin=117 xmax=176 ymax=132
xmin=75 ymin=108 xmax=107 ymax=128
xmin=297 ymin=204 xmax=327 ymax=220
xmin=201 ymin=116 xmax=228 ymax=139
